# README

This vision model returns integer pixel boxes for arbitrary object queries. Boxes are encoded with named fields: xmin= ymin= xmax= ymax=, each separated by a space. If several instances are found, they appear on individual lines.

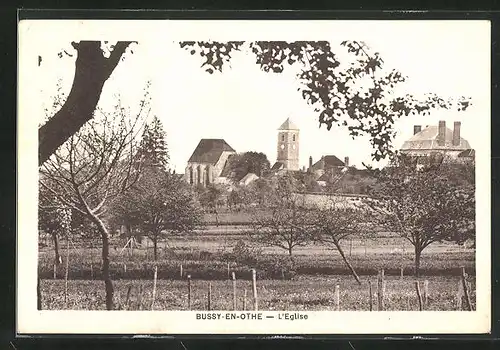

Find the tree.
xmin=247 ymin=177 xmax=273 ymax=207
xmin=39 ymin=41 xmax=136 ymax=165
xmin=226 ymin=152 xmax=271 ymax=182
xmin=39 ymin=92 xmax=148 ymax=310
xmin=250 ymin=174 xmax=312 ymax=256
xmin=367 ymin=153 xmax=475 ymax=276
xmin=38 ymin=177 xmax=72 ymax=271
xmin=136 ymin=115 xmax=169 ymax=169
xmin=308 ymin=196 xmax=371 ymax=285
xmin=180 ymin=40 xmax=471 ymax=161
xmin=112 ymin=168 xmax=202 ymax=260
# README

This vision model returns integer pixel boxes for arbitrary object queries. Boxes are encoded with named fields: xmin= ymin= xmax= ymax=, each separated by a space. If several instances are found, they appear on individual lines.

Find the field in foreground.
xmin=41 ymin=275 xmax=475 ymax=311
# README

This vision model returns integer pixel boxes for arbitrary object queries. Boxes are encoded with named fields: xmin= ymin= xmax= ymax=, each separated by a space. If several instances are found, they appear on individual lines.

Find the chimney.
xmin=437 ymin=120 xmax=446 ymax=146
xmin=302 ymin=166 xmax=306 ymax=172
xmin=453 ymin=121 xmax=461 ymax=146
xmin=344 ymin=156 xmax=349 ymax=167
xmin=413 ymin=125 xmax=422 ymax=135
xmin=309 ymin=156 xmax=313 ymax=168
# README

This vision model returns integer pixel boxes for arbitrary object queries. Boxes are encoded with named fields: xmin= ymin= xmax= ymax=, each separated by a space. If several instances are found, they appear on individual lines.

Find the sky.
xmin=23 ymin=20 xmax=491 ymax=173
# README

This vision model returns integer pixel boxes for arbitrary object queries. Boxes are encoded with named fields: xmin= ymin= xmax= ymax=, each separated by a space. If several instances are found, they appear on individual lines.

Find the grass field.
xmin=40 ymin=275 xmax=475 ymax=311
xmin=38 ymin=214 xmax=476 ymax=311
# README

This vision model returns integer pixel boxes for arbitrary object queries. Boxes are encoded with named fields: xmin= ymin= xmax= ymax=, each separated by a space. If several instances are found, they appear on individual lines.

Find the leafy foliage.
xmin=180 ymin=40 xmax=472 ymax=161
xmin=226 ymin=152 xmax=271 ymax=182
xmin=111 ymin=168 xmax=203 ymax=260
xmin=136 ymin=115 xmax=169 ymax=169
xmin=367 ymin=153 xmax=475 ymax=275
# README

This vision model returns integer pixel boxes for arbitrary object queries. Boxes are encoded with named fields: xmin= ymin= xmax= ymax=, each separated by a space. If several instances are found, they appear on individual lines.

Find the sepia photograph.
xmin=17 ymin=18 xmax=491 ymax=334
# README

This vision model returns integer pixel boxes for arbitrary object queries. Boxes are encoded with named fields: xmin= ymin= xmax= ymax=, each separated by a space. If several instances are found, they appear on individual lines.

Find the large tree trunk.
xmin=38 ymin=41 xmax=133 ymax=165
xmin=288 ymin=246 xmax=293 ymax=256
xmin=333 ymin=239 xmax=362 ymax=285
xmin=414 ymin=245 xmax=422 ymax=277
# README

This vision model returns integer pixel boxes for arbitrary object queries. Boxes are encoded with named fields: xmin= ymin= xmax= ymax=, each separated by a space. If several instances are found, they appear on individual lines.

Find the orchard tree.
xmin=38 ymin=177 xmax=72 ymax=271
xmin=367 ymin=153 xmax=475 ymax=276
xmin=308 ymin=196 xmax=372 ymax=285
xmin=112 ymin=168 xmax=202 ymax=260
xmin=250 ymin=174 xmax=312 ymax=257
xmin=39 ymin=90 xmax=149 ymax=310
xmin=180 ymin=40 xmax=471 ymax=161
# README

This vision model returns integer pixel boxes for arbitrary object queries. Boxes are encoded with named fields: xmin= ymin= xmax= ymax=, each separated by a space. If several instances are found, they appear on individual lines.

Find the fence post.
xmin=415 ymin=281 xmax=423 ymax=311
xmin=364 ymin=240 xmax=367 ymax=257
xmin=138 ymin=284 xmax=144 ymax=310
xmin=207 ymin=282 xmax=212 ymax=311
xmin=334 ymin=284 xmax=340 ymax=311
xmin=243 ymin=289 xmax=247 ymax=311
xmin=151 ymin=266 xmax=158 ymax=310
xmin=423 ymin=280 xmax=429 ymax=309
xmin=64 ymin=237 xmax=69 ymax=306
xmin=252 ymin=269 xmax=258 ymax=311
xmin=377 ymin=269 xmax=385 ymax=311
xmin=227 ymin=262 xmax=230 ymax=280
xmin=232 ymin=272 xmax=237 ymax=310
xmin=400 ymin=267 xmax=404 ymax=279
xmin=123 ymin=263 xmax=127 ymax=275
xmin=456 ymin=279 xmax=463 ymax=310
xmin=349 ymin=238 xmax=353 ymax=257
xmin=180 ymin=264 xmax=183 ymax=279
xmin=368 ymin=280 xmax=373 ymax=311
xmin=461 ymin=267 xmax=472 ymax=311
xmin=187 ymin=275 xmax=192 ymax=310
xmin=125 ymin=285 xmax=132 ymax=310
xmin=90 ymin=262 xmax=94 ymax=280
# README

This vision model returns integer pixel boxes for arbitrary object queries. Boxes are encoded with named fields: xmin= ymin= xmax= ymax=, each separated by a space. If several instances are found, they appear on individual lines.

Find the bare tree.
xmin=250 ymin=174 xmax=313 ymax=257
xmin=39 ymin=91 xmax=149 ymax=310
xmin=308 ymin=196 xmax=371 ymax=285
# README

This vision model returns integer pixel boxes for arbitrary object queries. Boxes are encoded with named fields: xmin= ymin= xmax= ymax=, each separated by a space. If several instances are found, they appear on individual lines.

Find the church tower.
xmin=276 ymin=117 xmax=300 ymax=170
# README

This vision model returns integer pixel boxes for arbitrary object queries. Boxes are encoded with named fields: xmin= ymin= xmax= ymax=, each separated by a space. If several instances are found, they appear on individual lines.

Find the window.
xmin=281 ymin=134 xmax=285 ymax=141
xmin=189 ymin=168 xmax=193 ymax=184
xmin=293 ymin=134 xmax=296 ymax=141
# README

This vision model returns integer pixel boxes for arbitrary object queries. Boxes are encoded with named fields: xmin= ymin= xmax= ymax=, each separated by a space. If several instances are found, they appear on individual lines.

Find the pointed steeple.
xmin=278 ymin=117 xmax=299 ymax=131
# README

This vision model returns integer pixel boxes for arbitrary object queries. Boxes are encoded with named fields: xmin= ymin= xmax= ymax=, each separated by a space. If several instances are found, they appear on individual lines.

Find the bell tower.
xmin=276 ymin=117 xmax=300 ymax=170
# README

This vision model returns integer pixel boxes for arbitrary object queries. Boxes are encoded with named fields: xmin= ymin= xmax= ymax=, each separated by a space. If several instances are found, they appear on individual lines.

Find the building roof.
xmin=310 ymin=155 xmax=345 ymax=171
xmin=458 ymin=149 xmax=475 ymax=158
xmin=401 ymin=125 xmax=471 ymax=151
xmin=239 ymin=172 xmax=259 ymax=185
xmin=278 ymin=117 xmax=299 ymax=131
xmin=219 ymin=155 xmax=236 ymax=177
xmin=271 ymin=162 xmax=284 ymax=171
xmin=188 ymin=139 xmax=236 ymax=164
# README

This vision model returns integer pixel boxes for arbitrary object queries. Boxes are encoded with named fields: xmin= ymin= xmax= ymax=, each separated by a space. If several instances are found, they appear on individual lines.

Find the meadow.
xmin=38 ymin=212 xmax=476 ymax=311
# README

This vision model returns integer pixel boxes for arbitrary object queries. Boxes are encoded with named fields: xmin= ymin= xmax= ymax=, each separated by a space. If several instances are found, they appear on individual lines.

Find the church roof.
xmin=401 ymin=125 xmax=471 ymax=151
xmin=188 ymin=139 xmax=236 ymax=164
xmin=278 ymin=117 xmax=299 ymax=130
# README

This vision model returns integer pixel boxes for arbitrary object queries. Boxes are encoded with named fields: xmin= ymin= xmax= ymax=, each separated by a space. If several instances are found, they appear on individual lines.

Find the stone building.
xmin=272 ymin=118 xmax=300 ymax=171
xmin=400 ymin=121 xmax=472 ymax=158
xmin=184 ymin=139 xmax=236 ymax=186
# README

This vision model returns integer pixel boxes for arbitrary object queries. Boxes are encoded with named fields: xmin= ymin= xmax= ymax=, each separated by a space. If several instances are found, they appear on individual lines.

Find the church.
xmin=184 ymin=117 xmax=351 ymax=187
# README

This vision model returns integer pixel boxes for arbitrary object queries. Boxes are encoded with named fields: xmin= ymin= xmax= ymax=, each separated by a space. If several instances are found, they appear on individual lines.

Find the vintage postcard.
xmin=17 ymin=18 xmax=491 ymax=335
